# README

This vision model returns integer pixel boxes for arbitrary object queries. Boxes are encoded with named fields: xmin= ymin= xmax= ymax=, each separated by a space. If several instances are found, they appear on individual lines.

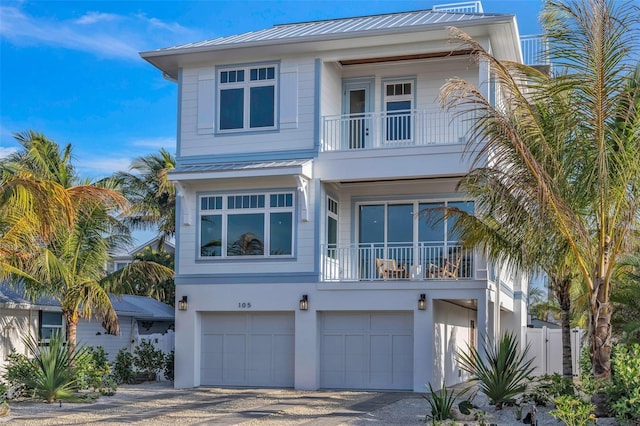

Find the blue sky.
xmin=1 ymin=0 xmax=544 ymax=179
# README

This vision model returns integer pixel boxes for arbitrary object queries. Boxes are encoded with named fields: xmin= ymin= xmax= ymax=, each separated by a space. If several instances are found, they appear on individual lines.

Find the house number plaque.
xmin=238 ymin=302 xmax=252 ymax=308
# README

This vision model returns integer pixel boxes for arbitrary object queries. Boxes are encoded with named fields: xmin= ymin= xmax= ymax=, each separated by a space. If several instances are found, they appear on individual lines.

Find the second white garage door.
xmin=320 ymin=312 xmax=413 ymax=390
xmin=201 ymin=312 xmax=294 ymax=387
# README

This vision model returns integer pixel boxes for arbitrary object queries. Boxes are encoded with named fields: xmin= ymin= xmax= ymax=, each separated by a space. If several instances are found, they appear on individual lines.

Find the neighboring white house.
xmin=106 ymin=236 xmax=175 ymax=274
xmin=141 ymin=1 xmax=546 ymax=391
xmin=0 ymin=284 xmax=175 ymax=373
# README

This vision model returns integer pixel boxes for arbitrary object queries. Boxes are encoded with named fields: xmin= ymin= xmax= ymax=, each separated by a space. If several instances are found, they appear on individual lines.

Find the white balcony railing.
xmin=320 ymin=109 xmax=470 ymax=152
xmin=321 ymin=243 xmax=474 ymax=282
xmin=521 ymin=35 xmax=549 ymax=67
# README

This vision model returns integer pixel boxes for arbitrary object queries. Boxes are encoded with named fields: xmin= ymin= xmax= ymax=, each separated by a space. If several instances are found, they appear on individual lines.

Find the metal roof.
xmin=173 ymin=159 xmax=311 ymax=174
xmin=0 ymin=282 xmax=174 ymax=320
xmin=147 ymin=9 xmax=508 ymax=54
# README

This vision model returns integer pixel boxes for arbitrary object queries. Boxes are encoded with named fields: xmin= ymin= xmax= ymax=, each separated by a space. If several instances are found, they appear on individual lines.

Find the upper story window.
xmin=199 ymin=191 xmax=294 ymax=259
xmin=218 ymin=64 xmax=278 ymax=132
xmin=383 ymin=80 xmax=413 ymax=142
xmin=327 ymin=197 xmax=338 ymax=257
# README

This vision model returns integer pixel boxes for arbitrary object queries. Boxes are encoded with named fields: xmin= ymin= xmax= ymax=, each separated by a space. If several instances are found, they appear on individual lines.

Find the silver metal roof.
xmin=172 ymin=159 xmax=311 ymax=174
xmin=150 ymin=9 xmax=506 ymax=53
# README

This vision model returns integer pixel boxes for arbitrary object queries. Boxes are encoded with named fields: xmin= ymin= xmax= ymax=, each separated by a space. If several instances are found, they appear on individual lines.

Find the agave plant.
xmin=457 ymin=332 xmax=535 ymax=409
xmin=23 ymin=332 xmax=88 ymax=403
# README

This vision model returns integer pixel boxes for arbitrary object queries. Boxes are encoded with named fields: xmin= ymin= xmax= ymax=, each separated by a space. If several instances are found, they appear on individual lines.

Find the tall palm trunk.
xmin=63 ymin=309 xmax=78 ymax=352
xmin=551 ymin=276 xmax=573 ymax=379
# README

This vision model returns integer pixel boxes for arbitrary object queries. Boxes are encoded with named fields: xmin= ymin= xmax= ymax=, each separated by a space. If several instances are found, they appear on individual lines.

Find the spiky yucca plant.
xmin=23 ymin=332 xmax=87 ymax=403
xmin=458 ymin=332 xmax=535 ymax=409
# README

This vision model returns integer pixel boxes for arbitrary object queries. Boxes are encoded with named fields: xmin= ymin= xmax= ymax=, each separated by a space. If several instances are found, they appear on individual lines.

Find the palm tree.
xmin=2 ymin=131 xmax=129 ymax=349
xmin=113 ymin=149 xmax=176 ymax=248
xmin=440 ymin=0 xmax=640 ymax=394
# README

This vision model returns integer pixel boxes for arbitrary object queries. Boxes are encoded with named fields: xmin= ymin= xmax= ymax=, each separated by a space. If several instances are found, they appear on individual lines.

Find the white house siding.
xmin=0 ymin=307 xmax=37 ymax=372
xmin=432 ymin=300 xmax=476 ymax=387
xmin=76 ymin=316 xmax=136 ymax=361
xmin=179 ymin=57 xmax=316 ymax=159
xmin=177 ymin=176 xmax=316 ymax=276
xmin=321 ymin=62 xmax=342 ymax=118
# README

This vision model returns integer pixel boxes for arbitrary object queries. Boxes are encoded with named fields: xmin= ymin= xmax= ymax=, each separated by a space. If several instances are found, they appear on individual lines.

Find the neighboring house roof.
xmin=145 ymin=9 xmax=508 ymax=54
xmin=529 ymin=318 xmax=561 ymax=329
xmin=0 ymin=283 xmax=174 ymax=321
xmin=109 ymin=236 xmax=175 ymax=261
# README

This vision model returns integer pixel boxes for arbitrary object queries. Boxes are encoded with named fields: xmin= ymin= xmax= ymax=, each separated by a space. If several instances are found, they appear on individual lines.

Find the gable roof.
xmin=147 ymin=9 xmax=508 ymax=54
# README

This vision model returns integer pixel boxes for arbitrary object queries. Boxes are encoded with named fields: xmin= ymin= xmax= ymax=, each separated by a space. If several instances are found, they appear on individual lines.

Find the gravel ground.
xmin=0 ymin=382 xmax=621 ymax=425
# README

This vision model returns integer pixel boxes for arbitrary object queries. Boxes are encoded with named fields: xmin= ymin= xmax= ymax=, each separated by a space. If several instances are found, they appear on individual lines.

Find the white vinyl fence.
xmin=525 ymin=327 xmax=584 ymax=377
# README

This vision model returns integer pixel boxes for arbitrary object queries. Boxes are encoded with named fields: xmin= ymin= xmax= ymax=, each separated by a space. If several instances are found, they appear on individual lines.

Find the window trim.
xmin=198 ymin=190 xmax=296 ymax=260
xmin=39 ymin=310 xmax=64 ymax=343
xmin=215 ymin=62 xmax=280 ymax=134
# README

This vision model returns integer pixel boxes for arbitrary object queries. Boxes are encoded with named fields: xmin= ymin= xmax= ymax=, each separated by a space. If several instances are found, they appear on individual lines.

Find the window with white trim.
xmin=384 ymin=80 xmax=413 ymax=141
xmin=39 ymin=311 xmax=63 ymax=341
xmin=327 ymin=197 xmax=338 ymax=258
xmin=199 ymin=192 xmax=294 ymax=258
xmin=218 ymin=64 xmax=277 ymax=132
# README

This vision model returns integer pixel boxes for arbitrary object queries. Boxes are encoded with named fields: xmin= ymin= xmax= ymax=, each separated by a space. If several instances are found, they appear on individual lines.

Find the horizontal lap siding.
xmin=178 ymin=178 xmax=317 ymax=276
xmin=180 ymin=58 xmax=316 ymax=159
xmin=76 ymin=317 xmax=134 ymax=361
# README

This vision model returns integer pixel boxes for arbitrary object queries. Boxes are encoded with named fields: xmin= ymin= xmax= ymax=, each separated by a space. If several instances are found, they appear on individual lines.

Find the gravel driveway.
xmin=2 ymin=382 xmax=620 ymax=425
xmin=2 ymin=382 xmax=424 ymax=425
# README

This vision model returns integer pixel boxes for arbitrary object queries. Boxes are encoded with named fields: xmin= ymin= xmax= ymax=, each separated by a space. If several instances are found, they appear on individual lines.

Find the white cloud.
xmin=75 ymin=12 xmax=120 ymax=25
xmin=0 ymin=147 xmax=17 ymax=159
xmin=0 ymin=5 xmax=204 ymax=61
xmin=130 ymin=137 xmax=175 ymax=150
xmin=75 ymin=155 xmax=134 ymax=178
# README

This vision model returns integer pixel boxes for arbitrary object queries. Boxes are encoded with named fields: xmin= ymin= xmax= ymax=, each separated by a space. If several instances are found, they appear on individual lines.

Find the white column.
xmin=413 ymin=296 xmax=434 ymax=392
xmin=295 ymin=309 xmax=319 ymax=390
xmin=174 ymin=306 xmax=199 ymax=388
xmin=477 ymin=289 xmax=490 ymax=363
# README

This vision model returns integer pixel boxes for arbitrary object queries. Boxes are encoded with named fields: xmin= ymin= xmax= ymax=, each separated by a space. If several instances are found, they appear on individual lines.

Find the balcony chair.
xmin=375 ymin=258 xmax=407 ymax=280
xmin=428 ymin=256 xmax=462 ymax=279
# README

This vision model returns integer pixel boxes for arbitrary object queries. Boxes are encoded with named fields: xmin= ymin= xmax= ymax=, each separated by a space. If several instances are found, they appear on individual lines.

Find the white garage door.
xmin=320 ymin=312 xmax=413 ymax=390
xmin=201 ymin=312 xmax=294 ymax=387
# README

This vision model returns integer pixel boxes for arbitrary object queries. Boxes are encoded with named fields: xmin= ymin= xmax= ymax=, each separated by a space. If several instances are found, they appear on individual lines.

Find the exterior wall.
xmin=0 ymin=307 xmax=38 ymax=372
xmin=76 ymin=316 xmax=136 ymax=361
xmin=432 ymin=300 xmax=475 ymax=387
xmin=173 ymin=282 xmax=490 ymax=391
xmin=179 ymin=56 xmax=316 ymax=159
xmin=176 ymin=175 xmax=317 ymax=277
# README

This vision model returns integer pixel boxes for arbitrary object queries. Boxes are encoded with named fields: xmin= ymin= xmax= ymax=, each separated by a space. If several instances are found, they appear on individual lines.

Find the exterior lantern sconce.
xmin=178 ymin=296 xmax=188 ymax=311
xmin=418 ymin=294 xmax=426 ymax=311
xmin=299 ymin=295 xmax=309 ymax=311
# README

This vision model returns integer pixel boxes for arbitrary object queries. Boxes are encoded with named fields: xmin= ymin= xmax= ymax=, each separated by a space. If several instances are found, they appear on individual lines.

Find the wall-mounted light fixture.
xmin=418 ymin=294 xmax=426 ymax=310
xmin=299 ymin=294 xmax=309 ymax=311
xmin=178 ymin=296 xmax=188 ymax=311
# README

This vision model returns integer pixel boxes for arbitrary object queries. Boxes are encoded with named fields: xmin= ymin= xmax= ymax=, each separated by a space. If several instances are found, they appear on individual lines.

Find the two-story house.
xmin=141 ymin=1 xmax=544 ymax=392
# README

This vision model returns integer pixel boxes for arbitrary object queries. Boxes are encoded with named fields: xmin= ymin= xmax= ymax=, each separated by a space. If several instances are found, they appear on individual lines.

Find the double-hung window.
xmin=39 ymin=311 xmax=63 ymax=341
xmin=200 ymin=192 xmax=294 ymax=258
xmin=384 ymin=80 xmax=413 ymax=142
xmin=218 ymin=64 xmax=277 ymax=132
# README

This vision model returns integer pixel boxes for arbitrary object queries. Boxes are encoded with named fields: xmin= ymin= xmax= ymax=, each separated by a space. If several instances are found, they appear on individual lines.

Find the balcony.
xmin=320 ymin=109 xmax=470 ymax=152
xmin=521 ymin=35 xmax=549 ymax=68
xmin=320 ymin=243 xmax=474 ymax=282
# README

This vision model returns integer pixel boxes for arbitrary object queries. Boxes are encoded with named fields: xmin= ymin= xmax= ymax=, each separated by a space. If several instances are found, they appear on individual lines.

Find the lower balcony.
xmin=320 ymin=243 xmax=474 ymax=282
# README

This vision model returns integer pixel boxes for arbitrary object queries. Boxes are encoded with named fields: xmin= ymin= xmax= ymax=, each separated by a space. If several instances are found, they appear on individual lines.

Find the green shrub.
xmin=550 ymin=395 xmax=596 ymax=426
xmin=163 ymin=350 xmax=174 ymax=381
xmin=113 ymin=348 xmax=135 ymax=385
xmin=457 ymin=332 xmax=535 ymax=409
xmin=528 ymin=373 xmax=574 ymax=406
xmin=23 ymin=332 xmax=87 ymax=403
xmin=423 ymin=382 xmax=468 ymax=423
xmin=133 ymin=340 xmax=164 ymax=381
xmin=1 ymin=352 xmax=37 ymax=399
xmin=606 ymin=343 xmax=640 ymax=423
xmin=75 ymin=346 xmax=113 ymax=393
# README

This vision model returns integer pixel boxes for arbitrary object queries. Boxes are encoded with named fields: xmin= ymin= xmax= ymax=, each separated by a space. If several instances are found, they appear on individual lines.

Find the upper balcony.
xmin=321 ymin=109 xmax=468 ymax=152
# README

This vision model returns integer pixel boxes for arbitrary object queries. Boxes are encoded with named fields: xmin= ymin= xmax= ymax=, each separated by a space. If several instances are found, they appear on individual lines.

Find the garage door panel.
xmin=201 ymin=312 xmax=294 ymax=387
xmin=320 ymin=312 xmax=413 ymax=390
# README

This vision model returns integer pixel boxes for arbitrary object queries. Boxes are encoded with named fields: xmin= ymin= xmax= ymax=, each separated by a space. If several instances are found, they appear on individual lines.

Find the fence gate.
xmin=525 ymin=327 xmax=583 ymax=377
